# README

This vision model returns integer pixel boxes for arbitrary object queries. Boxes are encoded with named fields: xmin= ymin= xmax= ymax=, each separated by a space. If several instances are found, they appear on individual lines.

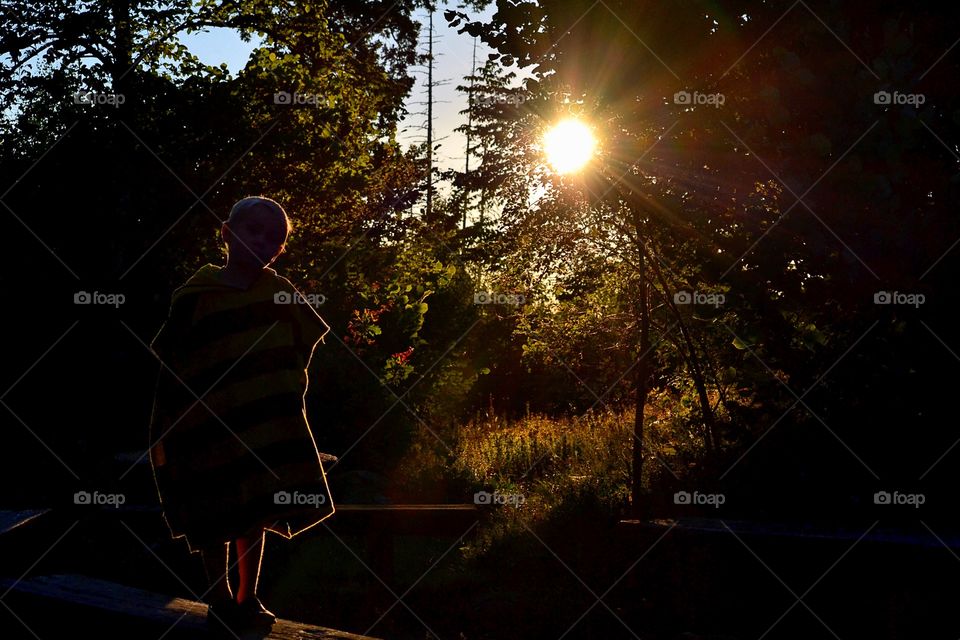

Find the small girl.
xmin=148 ymin=196 xmax=336 ymax=631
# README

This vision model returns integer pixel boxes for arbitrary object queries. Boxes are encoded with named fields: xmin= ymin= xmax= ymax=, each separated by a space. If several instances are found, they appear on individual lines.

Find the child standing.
xmin=148 ymin=196 xmax=335 ymax=631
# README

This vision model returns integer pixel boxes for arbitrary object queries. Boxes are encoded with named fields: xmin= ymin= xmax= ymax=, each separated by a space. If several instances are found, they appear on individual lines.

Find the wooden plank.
xmin=89 ymin=503 xmax=480 ymax=536
xmin=115 ymin=450 xmax=339 ymax=464
xmin=334 ymin=504 xmax=477 ymax=511
xmin=0 ymin=509 xmax=51 ymax=536
xmin=619 ymin=517 xmax=960 ymax=548
xmin=329 ymin=504 xmax=479 ymax=537
xmin=107 ymin=503 xmax=477 ymax=514
xmin=0 ymin=574 xmax=381 ymax=640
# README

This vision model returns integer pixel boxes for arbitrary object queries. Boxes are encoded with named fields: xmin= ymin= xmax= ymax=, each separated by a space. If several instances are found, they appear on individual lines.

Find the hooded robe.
xmin=148 ymin=263 xmax=335 ymax=551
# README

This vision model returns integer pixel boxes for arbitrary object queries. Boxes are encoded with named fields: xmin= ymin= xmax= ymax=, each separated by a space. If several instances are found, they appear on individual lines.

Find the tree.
xmin=448 ymin=0 xmax=960 ymax=519
xmin=0 ymin=0 xmax=464 ymax=499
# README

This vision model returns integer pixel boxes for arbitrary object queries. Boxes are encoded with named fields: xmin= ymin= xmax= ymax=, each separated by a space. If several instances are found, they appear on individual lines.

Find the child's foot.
xmin=236 ymin=595 xmax=277 ymax=627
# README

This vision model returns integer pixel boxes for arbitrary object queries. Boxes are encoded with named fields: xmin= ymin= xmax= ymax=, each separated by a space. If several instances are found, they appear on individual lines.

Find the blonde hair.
xmin=226 ymin=196 xmax=293 ymax=238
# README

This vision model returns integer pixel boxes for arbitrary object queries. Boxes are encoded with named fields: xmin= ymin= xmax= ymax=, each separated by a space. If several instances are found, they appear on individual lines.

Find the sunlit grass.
xmin=394 ymin=387 xmax=742 ymax=560
xmin=453 ymin=408 xmax=632 ymax=487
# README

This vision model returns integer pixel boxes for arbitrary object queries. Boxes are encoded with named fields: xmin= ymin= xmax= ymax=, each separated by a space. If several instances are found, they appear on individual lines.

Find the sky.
xmin=179 ymin=4 xmax=520 ymax=175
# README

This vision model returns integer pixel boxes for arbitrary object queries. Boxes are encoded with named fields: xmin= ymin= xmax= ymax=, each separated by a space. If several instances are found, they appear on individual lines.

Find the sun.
xmin=543 ymin=118 xmax=597 ymax=174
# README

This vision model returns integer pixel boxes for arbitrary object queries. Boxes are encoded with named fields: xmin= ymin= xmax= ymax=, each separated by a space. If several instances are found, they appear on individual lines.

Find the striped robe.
xmin=148 ymin=263 xmax=335 ymax=551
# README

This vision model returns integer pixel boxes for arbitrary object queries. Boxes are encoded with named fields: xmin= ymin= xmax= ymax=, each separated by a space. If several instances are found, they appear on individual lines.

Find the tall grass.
xmin=454 ymin=408 xmax=632 ymax=493
xmin=447 ymin=407 xmax=635 ymax=557
xmin=393 ymin=389 xmax=723 ymax=557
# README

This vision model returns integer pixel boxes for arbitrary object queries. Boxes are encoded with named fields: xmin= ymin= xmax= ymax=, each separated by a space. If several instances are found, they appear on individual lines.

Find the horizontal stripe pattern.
xmin=148 ymin=264 xmax=333 ymax=549
xmin=164 ymin=392 xmax=307 ymax=453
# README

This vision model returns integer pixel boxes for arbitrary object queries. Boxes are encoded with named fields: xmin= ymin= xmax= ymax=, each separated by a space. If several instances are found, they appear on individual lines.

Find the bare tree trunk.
xmin=111 ymin=0 xmax=132 ymax=93
xmin=632 ymin=210 xmax=651 ymax=519
xmin=641 ymin=244 xmax=718 ymax=454
xmin=110 ymin=0 xmax=133 ymax=280
xmin=613 ymin=202 xmax=720 ymax=457
xmin=425 ymin=3 xmax=434 ymax=223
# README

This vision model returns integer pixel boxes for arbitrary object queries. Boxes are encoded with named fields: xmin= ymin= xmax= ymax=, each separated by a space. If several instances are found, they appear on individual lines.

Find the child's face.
xmin=221 ymin=209 xmax=287 ymax=268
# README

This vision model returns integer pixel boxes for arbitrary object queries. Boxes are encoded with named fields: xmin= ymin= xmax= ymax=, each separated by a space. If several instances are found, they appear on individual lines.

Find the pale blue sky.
xmin=179 ymin=4 xmax=522 ymax=174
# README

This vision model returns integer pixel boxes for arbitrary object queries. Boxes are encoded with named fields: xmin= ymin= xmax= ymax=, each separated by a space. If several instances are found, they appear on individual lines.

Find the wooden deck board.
xmin=0 ymin=509 xmax=52 ymax=536
xmin=0 ymin=574 xmax=381 ymax=639
xmin=619 ymin=517 xmax=960 ymax=547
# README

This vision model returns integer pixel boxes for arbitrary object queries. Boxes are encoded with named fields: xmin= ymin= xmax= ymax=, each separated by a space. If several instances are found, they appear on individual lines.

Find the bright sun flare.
xmin=543 ymin=119 xmax=597 ymax=174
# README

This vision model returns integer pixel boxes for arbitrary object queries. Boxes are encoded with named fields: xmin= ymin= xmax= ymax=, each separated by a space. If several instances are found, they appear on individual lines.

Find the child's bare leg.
xmin=234 ymin=529 xmax=265 ymax=604
xmin=199 ymin=542 xmax=232 ymax=603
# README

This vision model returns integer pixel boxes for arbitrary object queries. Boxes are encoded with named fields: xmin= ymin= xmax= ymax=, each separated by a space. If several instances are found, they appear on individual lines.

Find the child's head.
xmin=221 ymin=196 xmax=293 ymax=268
